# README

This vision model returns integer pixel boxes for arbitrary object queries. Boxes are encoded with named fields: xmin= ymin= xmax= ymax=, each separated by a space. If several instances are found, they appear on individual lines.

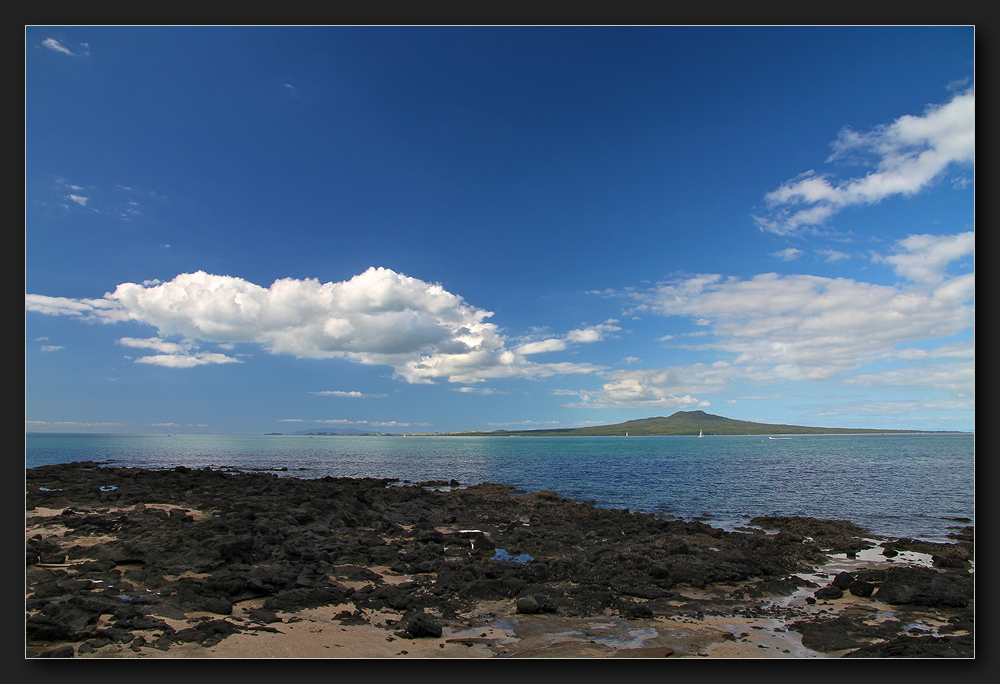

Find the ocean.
xmin=25 ymin=432 xmax=974 ymax=544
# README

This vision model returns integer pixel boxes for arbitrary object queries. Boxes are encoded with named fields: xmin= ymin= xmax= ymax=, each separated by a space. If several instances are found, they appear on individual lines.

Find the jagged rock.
xmin=404 ymin=613 xmax=443 ymax=638
xmin=516 ymin=593 xmax=558 ymax=614
xmin=814 ymin=586 xmax=844 ymax=600
xmin=844 ymin=634 xmax=974 ymax=658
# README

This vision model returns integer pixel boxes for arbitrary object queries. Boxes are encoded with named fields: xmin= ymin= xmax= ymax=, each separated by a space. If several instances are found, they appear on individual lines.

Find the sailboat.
xmin=698 ymin=429 xmax=703 ymax=438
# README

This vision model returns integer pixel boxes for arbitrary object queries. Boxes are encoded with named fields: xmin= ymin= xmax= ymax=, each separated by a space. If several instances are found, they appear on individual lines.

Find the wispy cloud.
xmin=873 ymin=230 xmax=975 ymax=286
xmin=311 ymin=390 xmax=388 ymax=398
xmin=802 ymin=396 xmax=974 ymax=418
xmin=485 ymin=420 xmax=563 ymax=427
xmin=26 ymin=420 xmax=126 ymax=429
xmin=514 ymin=320 xmax=621 ymax=355
xmin=816 ymin=249 xmax=852 ymax=263
xmin=756 ymin=86 xmax=974 ymax=235
xmin=40 ymin=38 xmax=91 ymax=57
xmin=454 ymin=386 xmax=511 ymax=395
xmin=43 ymin=179 xmax=154 ymax=220
xmin=277 ymin=418 xmax=429 ymax=428
xmin=584 ymin=231 xmax=974 ymax=408
xmin=772 ymin=247 xmax=803 ymax=261
xmin=41 ymin=38 xmax=74 ymax=56
xmin=116 ymin=336 xmax=241 ymax=367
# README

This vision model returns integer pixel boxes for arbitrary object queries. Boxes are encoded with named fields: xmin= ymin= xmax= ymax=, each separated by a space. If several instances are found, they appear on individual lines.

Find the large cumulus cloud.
xmin=26 ymin=267 xmax=603 ymax=383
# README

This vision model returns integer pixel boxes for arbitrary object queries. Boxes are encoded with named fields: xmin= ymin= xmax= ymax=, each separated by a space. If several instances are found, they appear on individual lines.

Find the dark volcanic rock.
xmin=791 ymin=614 xmax=904 ymax=653
xmin=814 ymin=586 xmax=844 ymax=600
xmin=847 ymin=580 xmax=875 ymax=598
xmin=843 ymin=634 xmax=974 ymax=658
xmin=735 ymin=575 xmax=818 ymax=599
xmin=24 ymin=462 xmax=975 ymax=657
xmin=869 ymin=567 xmax=972 ymax=608
xmin=516 ymin=594 xmax=559 ymax=614
xmin=748 ymin=516 xmax=873 ymax=554
xmin=831 ymin=571 xmax=856 ymax=589
xmin=404 ymin=613 xmax=443 ymax=638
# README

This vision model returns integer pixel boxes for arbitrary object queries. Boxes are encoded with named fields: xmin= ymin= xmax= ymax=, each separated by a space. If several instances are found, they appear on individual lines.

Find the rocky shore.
xmin=25 ymin=461 xmax=974 ymax=658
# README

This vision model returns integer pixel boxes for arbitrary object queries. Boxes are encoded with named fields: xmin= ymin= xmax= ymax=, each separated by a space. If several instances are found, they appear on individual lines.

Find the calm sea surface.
xmin=25 ymin=432 xmax=974 ymax=543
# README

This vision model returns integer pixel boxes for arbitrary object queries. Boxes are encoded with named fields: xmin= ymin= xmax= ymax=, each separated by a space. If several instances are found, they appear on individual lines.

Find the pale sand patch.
xmin=26 ymin=508 xmax=74 ymax=541
xmin=66 ymin=588 xmax=938 ymax=659
xmin=693 ymin=615 xmax=826 ymax=658
xmin=28 ymin=502 xmax=217 ymax=521
xmin=26 ymin=506 xmax=70 ymax=519
xmin=87 ymin=604 xmax=499 ymax=659
xmin=71 ymin=580 xmax=925 ymax=659
xmin=366 ymin=565 xmax=427 ymax=585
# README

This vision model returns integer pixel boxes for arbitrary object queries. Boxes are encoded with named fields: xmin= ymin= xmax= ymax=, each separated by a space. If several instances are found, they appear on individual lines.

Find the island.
xmin=445 ymin=410 xmax=960 ymax=437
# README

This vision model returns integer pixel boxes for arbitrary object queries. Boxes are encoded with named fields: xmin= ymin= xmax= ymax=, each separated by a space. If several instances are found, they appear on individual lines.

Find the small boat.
xmin=769 ymin=436 xmax=791 ymax=440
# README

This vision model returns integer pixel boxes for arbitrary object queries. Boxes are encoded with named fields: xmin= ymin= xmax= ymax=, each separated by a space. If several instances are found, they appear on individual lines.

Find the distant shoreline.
xmin=27 ymin=429 xmax=971 ymax=438
xmin=293 ymin=430 xmax=966 ymax=437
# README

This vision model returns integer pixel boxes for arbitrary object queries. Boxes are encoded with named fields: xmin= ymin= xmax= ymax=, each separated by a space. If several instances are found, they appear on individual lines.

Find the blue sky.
xmin=25 ymin=26 xmax=975 ymax=434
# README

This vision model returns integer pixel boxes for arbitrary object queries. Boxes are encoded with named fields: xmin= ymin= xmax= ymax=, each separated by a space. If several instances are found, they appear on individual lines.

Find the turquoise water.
xmin=25 ymin=432 xmax=974 ymax=543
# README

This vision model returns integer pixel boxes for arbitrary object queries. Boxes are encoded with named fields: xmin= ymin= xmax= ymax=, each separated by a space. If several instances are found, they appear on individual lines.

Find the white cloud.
xmin=311 ymin=390 xmax=388 ymax=398
xmin=636 ymin=272 xmax=971 ymax=379
xmin=118 ymin=336 xmax=190 ymax=355
xmin=116 ymin=336 xmax=241 ymax=367
xmin=66 ymin=194 xmax=89 ymax=206
xmin=844 ymin=358 xmax=974 ymax=397
xmin=803 ymin=396 xmax=974 ymax=418
xmin=590 ymin=232 xmax=973 ymax=408
xmin=873 ymin=230 xmax=975 ymax=286
xmin=28 ymin=421 xmax=126 ymax=429
xmin=486 ymin=420 xmax=562 ymax=427
xmin=817 ymin=249 xmax=851 ymax=263
xmin=25 ymin=294 xmax=131 ymax=323
xmin=277 ymin=418 xmax=428 ymax=429
xmin=454 ymin=386 xmax=505 ymax=395
xmin=515 ymin=338 xmax=570 ymax=355
xmin=772 ymin=247 xmax=803 ymax=261
xmin=41 ymin=38 xmax=74 ymax=56
xmin=26 ymin=267 xmax=605 ymax=384
xmin=757 ymin=86 xmax=975 ymax=235
xmin=515 ymin=320 xmax=620 ymax=355
xmin=134 ymin=352 xmax=242 ymax=368
xmin=562 ymin=364 xmax=721 ymax=410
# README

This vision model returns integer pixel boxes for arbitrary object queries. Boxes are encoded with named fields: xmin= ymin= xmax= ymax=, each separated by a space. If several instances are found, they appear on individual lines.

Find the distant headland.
xmin=282 ymin=410 xmax=961 ymax=437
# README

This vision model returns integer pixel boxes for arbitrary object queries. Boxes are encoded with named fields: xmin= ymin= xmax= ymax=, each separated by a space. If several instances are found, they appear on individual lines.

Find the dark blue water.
xmin=25 ymin=432 xmax=974 ymax=543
